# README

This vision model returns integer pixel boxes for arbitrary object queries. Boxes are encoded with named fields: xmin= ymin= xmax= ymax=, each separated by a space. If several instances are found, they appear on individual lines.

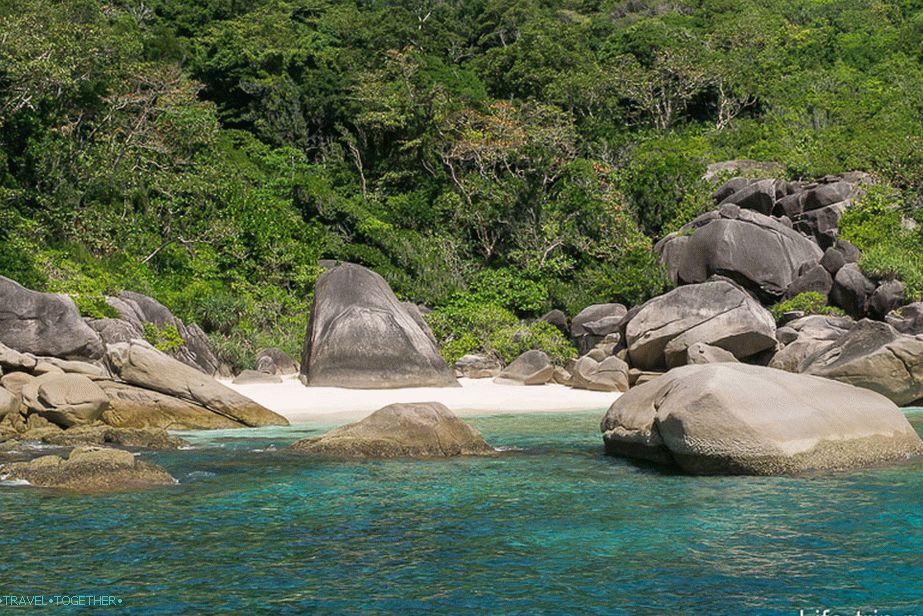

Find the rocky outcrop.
xmin=493 ymin=350 xmax=554 ymax=385
xmin=571 ymin=303 xmax=627 ymax=354
xmin=886 ymin=302 xmax=923 ymax=335
xmin=291 ymin=402 xmax=493 ymax=458
xmin=20 ymin=373 xmax=109 ymax=428
xmin=0 ymin=446 xmax=176 ymax=492
xmin=625 ymin=279 xmax=777 ymax=370
xmin=0 ymin=276 xmax=104 ymax=359
xmin=98 ymin=381 xmax=243 ymax=430
xmin=454 ymin=354 xmax=502 ymax=379
xmin=800 ymin=319 xmax=923 ymax=406
xmin=100 ymin=291 xmax=218 ymax=375
xmin=656 ymin=207 xmax=823 ymax=300
xmin=106 ymin=340 xmax=288 ymax=427
xmin=255 ymin=348 xmax=298 ymax=375
xmin=830 ymin=263 xmax=876 ymax=318
xmin=569 ymin=355 xmax=629 ymax=392
xmin=600 ymin=363 xmax=923 ymax=475
xmin=686 ymin=342 xmax=738 ymax=365
xmin=300 ymin=263 xmax=458 ymax=389
xmin=769 ymin=315 xmax=853 ymax=373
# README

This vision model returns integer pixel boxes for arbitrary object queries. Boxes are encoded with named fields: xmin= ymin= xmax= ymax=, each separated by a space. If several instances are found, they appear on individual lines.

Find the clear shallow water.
xmin=1 ymin=410 xmax=921 ymax=615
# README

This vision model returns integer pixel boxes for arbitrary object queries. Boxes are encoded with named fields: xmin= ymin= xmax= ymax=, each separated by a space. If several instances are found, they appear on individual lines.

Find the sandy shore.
xmin=224 ymin=376 xmax=619 ymax=424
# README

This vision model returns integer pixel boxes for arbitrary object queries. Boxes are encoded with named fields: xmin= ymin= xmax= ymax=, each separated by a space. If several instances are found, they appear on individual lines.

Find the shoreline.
xmin=223 ymin=376 xmax=620 ymax=425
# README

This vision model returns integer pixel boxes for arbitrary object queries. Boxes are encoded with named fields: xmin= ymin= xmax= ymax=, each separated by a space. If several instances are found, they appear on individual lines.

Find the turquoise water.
xmin=1 ymin=410 xmax=922 ymax=615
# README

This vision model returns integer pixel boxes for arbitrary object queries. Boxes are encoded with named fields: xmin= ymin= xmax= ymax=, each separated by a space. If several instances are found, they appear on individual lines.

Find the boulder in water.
xmin=600 ymin=363 xmax=923 ymax=475
xmin=291 ymin=402 xmax=493 ymax=458
xmin=0 ymin=446 xmax=176 ymax=492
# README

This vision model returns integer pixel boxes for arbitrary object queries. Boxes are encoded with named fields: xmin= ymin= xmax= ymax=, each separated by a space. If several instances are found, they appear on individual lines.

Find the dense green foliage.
xmin=2 ymin=0 xmax=923 ymax=366
xmin=769 ymin=292 xmax=845 ymax=323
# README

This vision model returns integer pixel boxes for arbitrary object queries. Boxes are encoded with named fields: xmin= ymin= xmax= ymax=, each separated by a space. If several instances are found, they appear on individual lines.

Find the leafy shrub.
xmin=769 ymin=292 xmax=844 ymax=323
xmin=425 ymin=298 xmax=575 ymax=365
xmin=839 ymin=186 xmax=923 ymax=300
xmin=143 ymin=323 xmax=186 ymax=353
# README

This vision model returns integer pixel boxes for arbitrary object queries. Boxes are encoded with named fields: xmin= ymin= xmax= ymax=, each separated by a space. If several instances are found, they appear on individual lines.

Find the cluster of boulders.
xmin=0 ymin=275 xmax=288 ymax=491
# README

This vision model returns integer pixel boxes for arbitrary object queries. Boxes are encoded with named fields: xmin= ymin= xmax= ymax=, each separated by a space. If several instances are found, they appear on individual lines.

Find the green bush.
xmin=425 ymin=298 xmax=576 ymax=365
xmin=143 ymin=323 xmax=186 ymax=353
xmin=769 ymin=292 xmax=844 ymax=323
xmin=839 ymin=186 xmax=923 ymax=300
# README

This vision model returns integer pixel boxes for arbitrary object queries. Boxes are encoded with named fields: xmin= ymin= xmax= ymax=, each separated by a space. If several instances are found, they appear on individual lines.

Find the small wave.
xmin=251 ymin=445 xmax=277 ymax=452
xmin=493 ymin=446 xmax=524 ymax=452
xmin=0 ymin=478 xmax=32 ymax=487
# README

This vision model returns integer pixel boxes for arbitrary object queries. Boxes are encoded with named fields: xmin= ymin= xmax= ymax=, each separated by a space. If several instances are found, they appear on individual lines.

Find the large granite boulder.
xmin=829 ymin=264 xmax=876 ymax=318
xmin=106 ymin=340 xmax=288 ymax=427
xmin=800 ymin=319 xmax=923 ymax=406
xmin=656 ymin=207 xmax=823 ymax=300
xmin=291 ymin=402 xmax=493 ymax=458
xmin=769 ymin=315 xmax=854 ymax=373
xmin=686 ymin=342 xmax=738 ymax=365
xmin=0 ymin=387 xmax=18 ymax=418
xmin=0 ymin=446 xmax=176 ymax=492
xmin=600 ymin=363 xmax=923 ymax=475
xmin=300 ymin=263 xmax=458 ymax=389
xmin=886 ymin=302 xmax=923 ymax=335
xmin=0 ymin=276 xmax=103 ymax=359
xmin=625 ymin=279 xmax=777 ymax=370
xmin=98 ymin=381 xmax=242 ymax=430
xmin=102 ymin=291 xmax=218 ymax=375
xmin=493 ymin=350 xmax=554 ymax=385
xmin=868 ymin=280 xmax=906 ymax=320
xmin=571 ymin=303 xmax=627 ymax=354
xmin=569 ymin=356 xmax=629 ymax=392
xmin=21 ymin=373 xmax=109 ymax=428
xmin=255 ymin=348 xmax=298 ymax=375
xmin=454 ymin=354 xmax=502 ymax=379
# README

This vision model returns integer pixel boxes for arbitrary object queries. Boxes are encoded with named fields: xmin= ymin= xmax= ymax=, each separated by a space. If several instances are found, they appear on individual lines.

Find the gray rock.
xmin=835 ymin=239 xmax=861 ymax=262
xmin=539 ymin=309 xmax=569 ymax=335
xmin=0 ymin=446 xmax=176 ymax=492
xmin=98 ymin=381 xmax=243 ymax=430
xmin=819 ymin=247 xmax=846 ymax=276
xmin=300 ymin=263 xmax=458 ymax=389
xmin=104 ymin=291 xmax=218 ymax=375
xmin=291 ymin=402 xmax=493 ymax=458
xmin=232 ymin=370 xmax=283 ymax=385
xmin=711 ymin=176 xmax=752 ymax=202
xmin=783 ymin=265 xmax=833 ymax=299
xmin=830 ymin=263 xmax=875 ymax=318
xmin=0 ymin=371 xmax=34 ymax=398
xmin=803 ymin=181 xmax=854 ymax=211
xmin=719 ymin=178 xmax=777 ymax=215
xmin=625 ymin=279 xmax=777 ymax=370
xmin=454 ymin=354 xmax=502 ymax=379
xmin=106 ymin=340 xmax=288 ymax=427
xmin=0 ymin=387 xmax=18 ymax=418
xmin=600 ymin=363 xmax=923 ymax=475
xmin=21 ymin=373 xmax=109 ymax=428
xmin=571 ymin=303 xmax=627 ymax=354
xmin=886 ymin=302 xmax=923 ymax=335
xmin=0 ymin=276 xmax=104 ymax=359
xmin=255 ymin=348 xmax=298 ymax=375
xmin=686 ymin=342 xmax=738 ymax=365
xmin=569 ymin=356 xmax=629 ymax=392
xmin=494 ymin=350 xmax=554 ymax=385
xmin=800 ymin=319 xmax=923 ymax=406
xmin=768 ymin=314 xmax=854 ymax=373
xmin=868 ymin=280 xmax=905 ymax=320
xmin=661 ymin=209 xmax=823 ymax=300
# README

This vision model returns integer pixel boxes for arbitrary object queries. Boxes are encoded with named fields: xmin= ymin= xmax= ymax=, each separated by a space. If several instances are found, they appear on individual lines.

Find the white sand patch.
xmin=223 ymin=376 xmax=619 ymax=424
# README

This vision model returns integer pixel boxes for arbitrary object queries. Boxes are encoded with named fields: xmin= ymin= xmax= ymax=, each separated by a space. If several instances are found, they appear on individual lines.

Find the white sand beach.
xmin=224 ymin=376 xmax=619 ymax=424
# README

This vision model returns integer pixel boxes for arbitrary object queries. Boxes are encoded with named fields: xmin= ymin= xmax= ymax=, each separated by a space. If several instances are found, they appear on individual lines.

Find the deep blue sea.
xmin=1 ymin=409 xmax=921 ymax=615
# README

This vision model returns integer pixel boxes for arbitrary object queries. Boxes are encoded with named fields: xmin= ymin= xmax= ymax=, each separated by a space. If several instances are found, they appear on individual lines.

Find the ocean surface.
xmin=1 ymin=409 xmax=921 ymax=615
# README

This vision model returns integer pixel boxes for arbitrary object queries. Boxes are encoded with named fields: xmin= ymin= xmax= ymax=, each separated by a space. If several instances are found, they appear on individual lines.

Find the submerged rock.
xmin=493 ymin=350 xmax=554 ymax=385
xmin=106 ymin=340 xmax=288 ymax=427
xmin=0 ymin=446 xmax=175 ymax=492
xmin=600 ymin=364 xmax=923 ymax=475
xmin=291 ymin=402 xmax=493 ymax=458
xmin=0 ymin=276 xmax=104 ymax=360
xmin=300 ymin=263 xmax=458 ymax=389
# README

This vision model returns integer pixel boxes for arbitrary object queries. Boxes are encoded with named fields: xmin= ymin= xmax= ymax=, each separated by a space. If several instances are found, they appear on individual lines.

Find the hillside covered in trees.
xmin=2 ymin=0 xmax=922 ymax=369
